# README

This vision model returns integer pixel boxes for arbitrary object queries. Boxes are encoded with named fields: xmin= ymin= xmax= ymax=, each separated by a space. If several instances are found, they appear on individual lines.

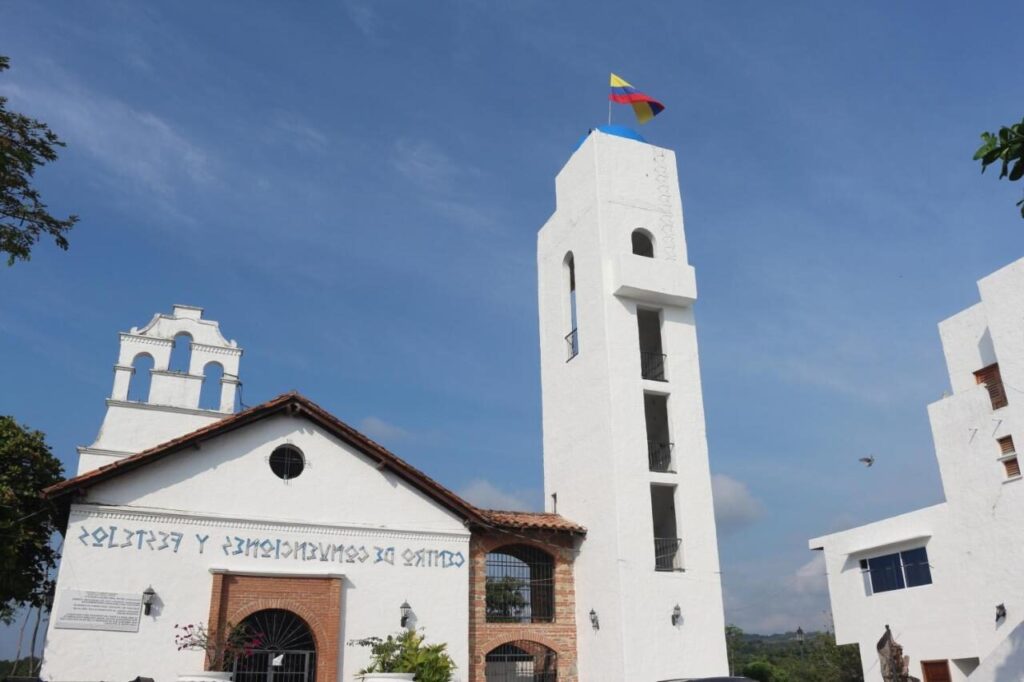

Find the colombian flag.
xmin=609 ymin=73 xmax=665 ymax=125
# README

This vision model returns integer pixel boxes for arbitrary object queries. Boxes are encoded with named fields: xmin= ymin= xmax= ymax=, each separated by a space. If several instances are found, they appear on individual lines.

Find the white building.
xmin=810 ymin=257 xmax=1024 ymax=682
xmin=39 ymin=126 xmax=727 ymax=682
xmin=538 ymin=125 xmax=728 ymax=680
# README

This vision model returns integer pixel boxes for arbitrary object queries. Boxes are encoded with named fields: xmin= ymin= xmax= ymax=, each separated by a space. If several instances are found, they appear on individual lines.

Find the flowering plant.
xmin=174 ymin=622 xmax=264 ymax=671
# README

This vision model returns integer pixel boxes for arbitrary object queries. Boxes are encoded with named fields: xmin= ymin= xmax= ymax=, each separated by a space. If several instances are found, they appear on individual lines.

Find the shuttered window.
xmin=975 ymin=363 xmax=1008 ymax=410
xmin=999 ymin=436 xmax=1016 ymax=455
xmin=1004 ymin=457 xmax=1021 ymax=479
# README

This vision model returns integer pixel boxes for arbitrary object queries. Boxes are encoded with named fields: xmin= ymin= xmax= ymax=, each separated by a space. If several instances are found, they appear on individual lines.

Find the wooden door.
xmin=922 ymin=660 xmax=952 ymax=682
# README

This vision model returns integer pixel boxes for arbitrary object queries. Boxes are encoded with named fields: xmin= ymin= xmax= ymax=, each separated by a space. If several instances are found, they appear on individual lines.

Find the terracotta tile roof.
xmin=44 ymin=392 xmax=584 ymax=536
xmin=478 ymin=509 xmax=586 ymax=534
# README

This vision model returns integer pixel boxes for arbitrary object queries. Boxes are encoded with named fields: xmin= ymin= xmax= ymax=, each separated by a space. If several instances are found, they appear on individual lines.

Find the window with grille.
xmin=485 ymin=545 xmax=555 ymax=623
xmin=1004 ymin=458 xmax=1021 ymax=479
xmin=975 ymin=363 xmax=1008 ymax=410
xmin=858 ymin=547 xmax=932 ymax=595
xmin=485 ymin=641 xmax=557 ymax=682
xmin=269 ymin=445 xmax=305 ymax=481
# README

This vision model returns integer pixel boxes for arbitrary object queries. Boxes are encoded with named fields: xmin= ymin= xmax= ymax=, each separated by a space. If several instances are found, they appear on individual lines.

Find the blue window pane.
xmin=868 ymin=553 xmax=905 ymax=593
xmin=901 ymin=547 xmax=932 ymax=587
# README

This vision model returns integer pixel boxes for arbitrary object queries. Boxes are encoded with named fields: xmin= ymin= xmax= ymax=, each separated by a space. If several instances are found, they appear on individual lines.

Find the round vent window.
xmin=269 ymin=445 xmax=305 ymax=480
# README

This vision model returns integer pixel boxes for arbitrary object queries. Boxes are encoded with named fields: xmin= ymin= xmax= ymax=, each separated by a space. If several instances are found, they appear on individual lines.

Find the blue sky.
xmin=2 ymin=0 xmax=1023 ymax=656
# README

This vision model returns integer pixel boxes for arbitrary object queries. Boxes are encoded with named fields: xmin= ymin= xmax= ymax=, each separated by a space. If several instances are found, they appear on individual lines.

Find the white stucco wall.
xmin=538 ymin=129 xmax=727 ymax=681
xmin=42 ymin=414 xmax=470 ymax=682
xmin=811 ymin=257 xmax=1024 ymax=681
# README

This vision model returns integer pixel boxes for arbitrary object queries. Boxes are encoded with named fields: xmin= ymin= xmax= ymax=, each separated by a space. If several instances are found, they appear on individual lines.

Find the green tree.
xmin=484 ymin=576 xmax=528 ymax=621
xmin=743 ymin=660 xmax=790 ymax=682
xmin=0 ymin=416 xmax=64 ymax=624
xmin=0 ymin=55 xmax=79 ymax=265
xmin=974 ymin=117 xmax=1024 ymax=218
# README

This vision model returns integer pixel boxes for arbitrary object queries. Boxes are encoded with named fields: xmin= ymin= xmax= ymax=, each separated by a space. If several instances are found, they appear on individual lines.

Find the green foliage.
xmin=484 ymin=576 xmax=527 ymax=621
xmin=349 ymin=629 xmax=456 ymax=682
xmin=0 ymin=656 xmax=40 ymax=677
xmin=743 ymin=660 xmax=790 ymax=682
xmin=974 ymin=117 xmax=1024 ymax=218
xmin=0 ymin=55 xmax=79 ymax=265
xmin=0 ymin=416 xmax=64 ymax=624
xmin=725 ymin=625 xmax=863 ymax=682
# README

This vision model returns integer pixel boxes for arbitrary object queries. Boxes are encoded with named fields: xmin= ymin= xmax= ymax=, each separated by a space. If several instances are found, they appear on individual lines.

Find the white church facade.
xmin=811 ymin=257 xmax=1024 ymax=682
xmin=40 ymin=127 xmax=728 ymax=681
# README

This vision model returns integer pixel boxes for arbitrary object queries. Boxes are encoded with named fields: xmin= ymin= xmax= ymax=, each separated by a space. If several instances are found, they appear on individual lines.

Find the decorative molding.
xmin=192 ymin=342 xmax=243 ymax=357
xmin=105 ymin=398 xmax=227 ymax=417
xmin=209 ymin=567 xmax=346 ymax=579
xmin=650 ymin=148 xmax=678 ymax=261
xmin=69 ymin=504 xmax=472 ymax=544
xmin=118 ymin=333 xmax=173 ymax=348
xmin=150 ymin=369 xmax=204 ymax=381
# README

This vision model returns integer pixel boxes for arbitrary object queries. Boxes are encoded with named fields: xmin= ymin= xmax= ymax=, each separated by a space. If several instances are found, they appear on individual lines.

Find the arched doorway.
xmin=232 ymin=609 xmax=316 ymax=682
xmin=485 ymin=641 xmax=557 ymax=681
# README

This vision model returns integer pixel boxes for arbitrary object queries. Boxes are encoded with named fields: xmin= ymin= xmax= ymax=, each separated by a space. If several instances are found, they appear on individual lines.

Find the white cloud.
xmin=391 ymin=138 xmax=463 ymax=191
xmin=712 ymin=473 xmax=764 ymax=534
xmin=358 ymin=416 xmax=412 ymax=443
xmin=0 ymin=76 xmax=211 ymax=203
xmin=343 ymin=0 xmax=378 ymax=37
xmin=457 ymin=478 xmax=540 ymax=512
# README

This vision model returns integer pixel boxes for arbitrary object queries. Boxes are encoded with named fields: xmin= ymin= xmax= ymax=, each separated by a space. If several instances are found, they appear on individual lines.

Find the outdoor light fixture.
xmin=400 ymin=601 xmax=412 ymax=628
xmin=589 ymin=609 xmax=600 ymax=630
xmin=796 ymin=626 xmax=804 ymax=643
xmin=671 ymin=604 xmax=682 ymax=626
xmin=141 ymin=586 xmax=156 ymax=615
xmin=996 ymin=603 xmax=1007 ymax=622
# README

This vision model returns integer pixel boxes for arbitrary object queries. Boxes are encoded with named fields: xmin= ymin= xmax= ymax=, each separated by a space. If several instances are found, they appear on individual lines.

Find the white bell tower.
xmin=538 ymin=127 xmax=728 ymax=680
xmin=77 ymin=305 xmax=243 ymax=474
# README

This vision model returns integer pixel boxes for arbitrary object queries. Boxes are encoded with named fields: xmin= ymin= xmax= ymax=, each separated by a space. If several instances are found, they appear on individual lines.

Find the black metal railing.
xmin=655 ymin=537 xmax=683 ymax=572
xmin=648 ymin=441 xmax=675 ymax=472
xmin=565 ymin=329 xmax=579 ymax=361
xmin=641 ymin=350 xmax=666 ymax=381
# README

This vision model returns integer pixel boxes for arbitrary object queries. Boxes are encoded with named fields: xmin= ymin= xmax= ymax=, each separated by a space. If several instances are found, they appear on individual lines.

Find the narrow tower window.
xmin=651 ymin=484 xmax=681 ymax=571
xmin=127 ymin=353 xmax=154 ymax=403
xmin=637 ymin=309 xmax=666 ymax=381
xmin=564 ymin=252 xmax=578 ymax=361
xmin=631 ymin=229 xmax=655 ymax=257
xmin=975 ymin=363 xmax=1008 ymax=410
xmin=169 ymin=332 xmax=193 ymax=374
xmin=644 ymin=393 xmax=673 ymax=472
xmin=199 ymin=361 xmax=224 ymax=410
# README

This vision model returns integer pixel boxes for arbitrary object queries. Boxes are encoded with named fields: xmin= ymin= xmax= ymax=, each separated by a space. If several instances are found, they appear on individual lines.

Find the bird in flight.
xmin=859 ymin=456 xmax=875 ymax=467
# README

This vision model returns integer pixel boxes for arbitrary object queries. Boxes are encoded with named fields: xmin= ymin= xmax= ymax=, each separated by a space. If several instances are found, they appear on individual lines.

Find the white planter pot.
xmin=356 ymin=675 xmax=416 ymax=681
xmin=177 ymin=673 xmax=233 ymax=682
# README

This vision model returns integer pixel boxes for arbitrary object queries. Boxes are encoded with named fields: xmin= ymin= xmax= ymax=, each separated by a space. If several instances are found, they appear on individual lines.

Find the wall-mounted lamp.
xmin=589 ymin=609 xmax=600 ymax=631
xmin=400 ymin=601 xmax=413 ymax=628
xmin=996 ymin=603 xmax=1007 ymax=623
xmin=141 ymin=586 xmax=156 ymax=615
xmin=671 ymin=604 xmax=682 ymax=626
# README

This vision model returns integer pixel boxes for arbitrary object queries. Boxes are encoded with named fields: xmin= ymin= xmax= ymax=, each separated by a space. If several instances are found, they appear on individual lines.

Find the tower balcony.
xmin=648 ymin=441 xmax=675 ymax=473
xmin=612 ymin=254 xmax=697 ymax=308
xmin=654 ymin=537 xmax=683 ymax=572
xmin=640 ymin=350 xmax=667 ymax=381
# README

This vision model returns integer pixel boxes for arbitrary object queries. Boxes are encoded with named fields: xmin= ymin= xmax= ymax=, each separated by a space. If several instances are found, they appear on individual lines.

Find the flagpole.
xmin=608 ymin=98 xmax=612 ymax=125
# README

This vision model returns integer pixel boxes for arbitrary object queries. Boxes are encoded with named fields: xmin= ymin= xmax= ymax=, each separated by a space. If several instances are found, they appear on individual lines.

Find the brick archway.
xmin=469 ymin=530 xmax=578 ymax=682
xmin=208 ymin=572 xmax=342 ymax=682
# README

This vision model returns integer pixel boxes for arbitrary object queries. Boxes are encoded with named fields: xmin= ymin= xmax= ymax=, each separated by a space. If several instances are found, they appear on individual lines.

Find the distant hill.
xmin=726 ymin=627 xmax=863 ymax=682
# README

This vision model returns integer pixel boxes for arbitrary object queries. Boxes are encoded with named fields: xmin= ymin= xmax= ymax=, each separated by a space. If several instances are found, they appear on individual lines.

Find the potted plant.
xmin=349 ymin=629 xmax=456 ymax=682
xmin=174 ymin=621 xmax=264 ymax=682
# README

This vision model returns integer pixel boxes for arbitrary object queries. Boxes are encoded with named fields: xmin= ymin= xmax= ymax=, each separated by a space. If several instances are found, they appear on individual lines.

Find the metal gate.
xmin=231 ymin=609 xmax=316 ymax=682
xmin=484 ymin=642 xmax=557 ymax=682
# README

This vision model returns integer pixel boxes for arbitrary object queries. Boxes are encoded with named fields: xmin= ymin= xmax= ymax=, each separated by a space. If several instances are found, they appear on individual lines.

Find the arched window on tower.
xmin=169 ymin=332 xmax=193 ymax=373
xmin=199 ymin=361 xmax=224 ymax=410
xmin=127 ymin=353 xmax=154 ymax=403
xmin=631 ymin=229 xmax=655 ymax=257
xmin=564 ymin=252 xmax=578 ymax=361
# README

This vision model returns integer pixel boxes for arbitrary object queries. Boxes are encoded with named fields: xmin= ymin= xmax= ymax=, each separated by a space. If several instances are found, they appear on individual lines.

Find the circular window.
xmin=269 ymin=445 xmax=305 ymax=480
